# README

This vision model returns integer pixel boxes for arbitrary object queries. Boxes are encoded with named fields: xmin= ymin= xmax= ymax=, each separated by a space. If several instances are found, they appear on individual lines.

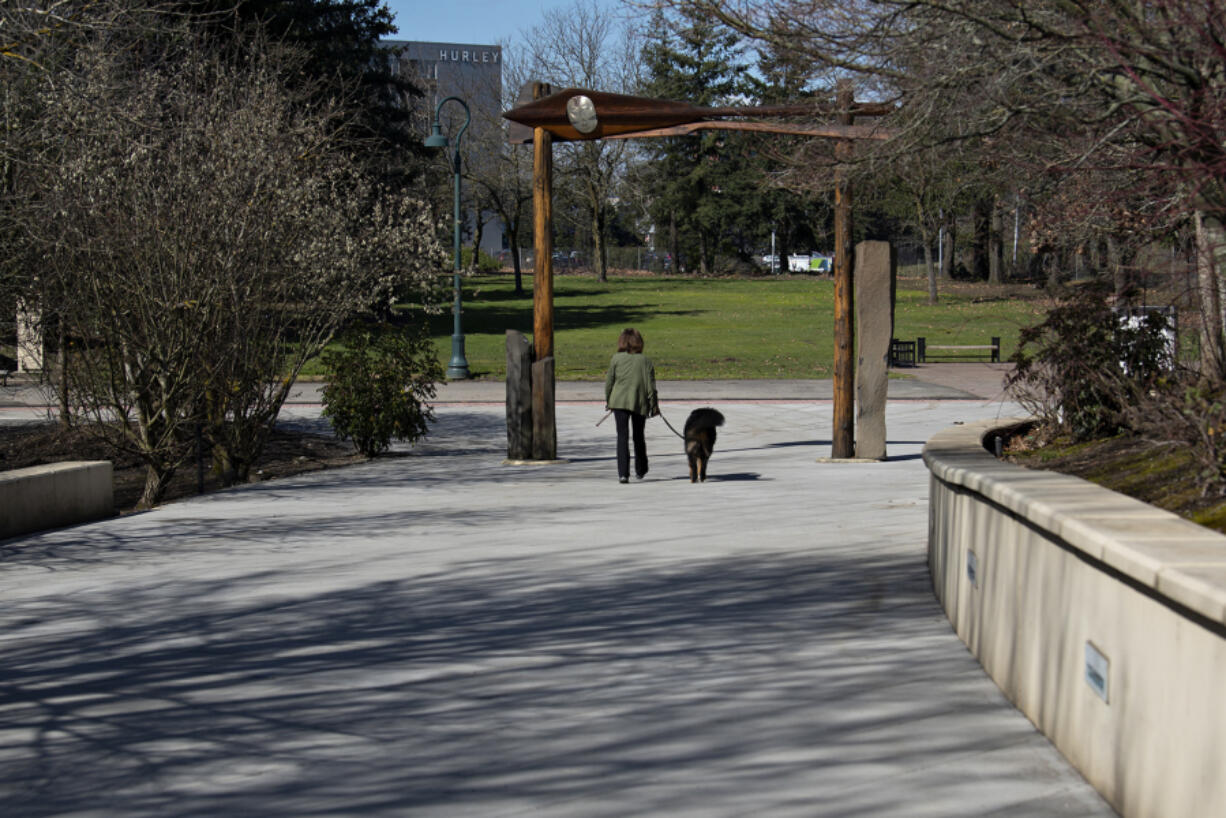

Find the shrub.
xmin=1007 ymin=283 xmax=1171 ymax=441
xmin=459 ymin=247 xmax=501 ymax=273
xmin=1011 ymin=286 xmax=1226 ymax=498
xmin=1125 ymin=379 xmax=1226 ymax=497
xmin=321 ymin=325 xmax=442 ymax=456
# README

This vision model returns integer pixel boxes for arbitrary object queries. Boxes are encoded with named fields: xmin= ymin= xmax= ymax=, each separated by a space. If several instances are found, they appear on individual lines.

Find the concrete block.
xmin=1 ymin=461 xmax=113 ymax=539
xmin=926 ymin=420 xmax=1226 ymax=818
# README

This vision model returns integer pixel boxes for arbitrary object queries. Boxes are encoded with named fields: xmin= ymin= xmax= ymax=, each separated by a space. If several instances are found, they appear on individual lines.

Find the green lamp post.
xmin=424 ymin=96 xmax=471 ymax=380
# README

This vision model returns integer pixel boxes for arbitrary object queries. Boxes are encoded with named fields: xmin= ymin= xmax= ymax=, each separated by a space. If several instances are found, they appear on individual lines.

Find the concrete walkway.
xmin=0 ymin=372 xmax=1113 ymax=816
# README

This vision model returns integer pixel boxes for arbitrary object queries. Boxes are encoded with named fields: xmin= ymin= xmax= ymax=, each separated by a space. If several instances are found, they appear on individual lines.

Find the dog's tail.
xmin=686 ymin=407 xmax=725 ymax=431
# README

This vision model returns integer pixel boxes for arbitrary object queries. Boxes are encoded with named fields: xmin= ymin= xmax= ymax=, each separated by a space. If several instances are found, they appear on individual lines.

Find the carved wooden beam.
xmin=504 ymin=86 xmax=895 ymax=144
xmin=601 ymin=119 xmax=893 ymax=141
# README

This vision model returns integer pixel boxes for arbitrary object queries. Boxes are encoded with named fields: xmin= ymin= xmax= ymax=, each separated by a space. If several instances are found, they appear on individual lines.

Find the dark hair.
xmin=617 ymin=327 xmax=644 ymax=354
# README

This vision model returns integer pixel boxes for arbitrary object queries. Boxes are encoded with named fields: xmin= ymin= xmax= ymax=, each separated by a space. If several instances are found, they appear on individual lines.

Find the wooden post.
xmin=531 ymin=356 xmax=556 ymax=461
xmin=531 ymin=82 xmax=556 ymax=460
xmin=505 ymin=330 xmax=533 ymax=460
xmin=832 ymin=80 xmax=856 ymax=459
xmin=533 ymin=127 xmax=554 ymax=360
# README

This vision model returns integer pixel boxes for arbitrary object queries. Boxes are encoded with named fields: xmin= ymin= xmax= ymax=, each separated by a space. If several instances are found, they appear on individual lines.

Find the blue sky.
xmin=383 ymin=0 xmax=561 ymax=46
xmin=382 ymin=0 xmax=631 ymax=47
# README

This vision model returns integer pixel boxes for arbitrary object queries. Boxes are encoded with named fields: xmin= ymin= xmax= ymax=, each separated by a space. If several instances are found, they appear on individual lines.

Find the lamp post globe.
xmin=423 ymin=96 xmax=471 ymax=380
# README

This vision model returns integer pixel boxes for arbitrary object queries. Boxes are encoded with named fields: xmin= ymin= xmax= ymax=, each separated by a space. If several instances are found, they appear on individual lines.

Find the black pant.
xmin=613 ymin=409 xmax=648 ymax=479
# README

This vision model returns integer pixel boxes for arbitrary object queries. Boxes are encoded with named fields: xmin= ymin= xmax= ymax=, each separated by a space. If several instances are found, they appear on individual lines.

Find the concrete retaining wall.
xmin=1 ymin=461 xmax=113 ymax=540
xmin=925 ymin=420 xmax=1226 ymax=818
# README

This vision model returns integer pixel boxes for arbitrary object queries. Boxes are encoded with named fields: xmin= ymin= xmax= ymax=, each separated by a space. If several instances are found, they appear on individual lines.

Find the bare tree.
xmin=662 ymin=0 xmax=1226 ymax=366
xmin=433 ymin=39 xmax=537 ymax=293
xmin=12 ymin=10 xmax=447 ymax=506
xmin=526 ymin=0 xmax=640 ymax=282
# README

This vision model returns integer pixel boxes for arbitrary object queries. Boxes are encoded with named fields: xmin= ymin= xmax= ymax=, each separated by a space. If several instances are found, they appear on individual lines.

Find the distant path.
xmin=0 ymin=365 xmax=1014 ymax=417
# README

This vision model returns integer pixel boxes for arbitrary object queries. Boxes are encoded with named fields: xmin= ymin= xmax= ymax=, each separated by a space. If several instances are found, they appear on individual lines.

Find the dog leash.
xmin=596 ymin=407 xmax=685 ymax=439
xmin=656 ymin=408 xmax=685 ymax=439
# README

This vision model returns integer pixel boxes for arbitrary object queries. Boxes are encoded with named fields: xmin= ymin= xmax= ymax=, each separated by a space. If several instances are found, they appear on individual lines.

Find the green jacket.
xmin=605 ymin=352 xmax=658 ymax=417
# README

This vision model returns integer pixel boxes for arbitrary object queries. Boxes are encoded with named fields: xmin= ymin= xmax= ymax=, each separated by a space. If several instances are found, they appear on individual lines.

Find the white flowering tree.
xmin=9 ymin=6 xmax=447 ymax=506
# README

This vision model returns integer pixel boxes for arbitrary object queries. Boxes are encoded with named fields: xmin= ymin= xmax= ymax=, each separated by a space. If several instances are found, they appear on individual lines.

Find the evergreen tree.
xmin=178 ymin=0 xmax=424 ymax=176
xmin=753 ymin=36 xmax=830 ymax=271
xmin=639 ymin=8 xmax=761 ymax=274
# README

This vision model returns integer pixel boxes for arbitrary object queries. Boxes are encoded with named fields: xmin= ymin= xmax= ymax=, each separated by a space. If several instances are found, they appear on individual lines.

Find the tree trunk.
xmin=211 ymin=439 xmax=238 ymax=486
xmin=988 ymin=198 xmax=1003 ymax=284
xmin=1108 ymin=235 xmax=1128 ymax=298
xmin=509 ymin=214 xmax=525 ymax=295
xmin=1046 ymin=249 xmax=1061 ymax=291
xmin=1009 ymin=198 xmax=1021 ymax=279
xmin=592 ymin=204 xmax=608 ymax=283
xmin=1196 ymin=210 xmax=1226 ymax=379
xmin=924 ymin=238 xmax=938 ymax=305
xmin=917 ymin=198 xmax=937 ymax=304
xmin=669 ymin=211 xmax=679 ymax=275
xmin=139 ymin=464 xmax=173 ymax=510
xmin=940 ymin=218 xmax=954 ymax=279
xmin=57 ymin=320 xmax=70 ymax=427
xmin=470 ymin=208 xmax=484 ymax=270
xmin=972 ymin=198 xmax=990 ymax=280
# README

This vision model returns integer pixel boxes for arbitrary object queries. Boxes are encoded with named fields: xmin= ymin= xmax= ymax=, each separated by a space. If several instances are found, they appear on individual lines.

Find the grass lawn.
xmin=403 ymin=273 xmax=1049 ymax=381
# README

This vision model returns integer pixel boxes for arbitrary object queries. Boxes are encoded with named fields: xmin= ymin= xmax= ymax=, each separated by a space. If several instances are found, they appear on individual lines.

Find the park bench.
xmin=917 ymin=336 xmax=1000 ymax=363
xmin=0 ymin=354 xmax=15 ymax=387
xmin=889 ymin=338 xmax=916 ymax=368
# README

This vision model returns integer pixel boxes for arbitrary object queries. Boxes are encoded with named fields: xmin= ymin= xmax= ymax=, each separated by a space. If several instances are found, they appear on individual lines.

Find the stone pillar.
xmin=506 ymin=330 xmax=533 ymax=460
xmin=16 ymin=302 xmax=43 ymax=373
xmin=855 ymin=240 xmax=895 ymax=461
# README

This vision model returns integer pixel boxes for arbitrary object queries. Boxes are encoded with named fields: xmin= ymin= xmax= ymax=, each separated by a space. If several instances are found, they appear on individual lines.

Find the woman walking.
xmin=605 ymin=328 xmax=658 ymax=483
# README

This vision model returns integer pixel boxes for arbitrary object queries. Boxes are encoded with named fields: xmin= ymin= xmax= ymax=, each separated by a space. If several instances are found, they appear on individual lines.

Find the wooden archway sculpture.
xmin=503 ymin=83 xmax=893 ymax=461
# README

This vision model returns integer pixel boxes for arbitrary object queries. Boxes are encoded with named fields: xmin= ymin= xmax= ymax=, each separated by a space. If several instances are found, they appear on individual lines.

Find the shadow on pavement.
xmin=0 ymin=549 xmax=1041 ymax=817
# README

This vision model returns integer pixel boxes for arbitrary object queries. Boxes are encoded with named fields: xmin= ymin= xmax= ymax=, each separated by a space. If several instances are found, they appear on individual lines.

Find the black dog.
xmin=683 ymin=408 xmax=725 ymax=483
